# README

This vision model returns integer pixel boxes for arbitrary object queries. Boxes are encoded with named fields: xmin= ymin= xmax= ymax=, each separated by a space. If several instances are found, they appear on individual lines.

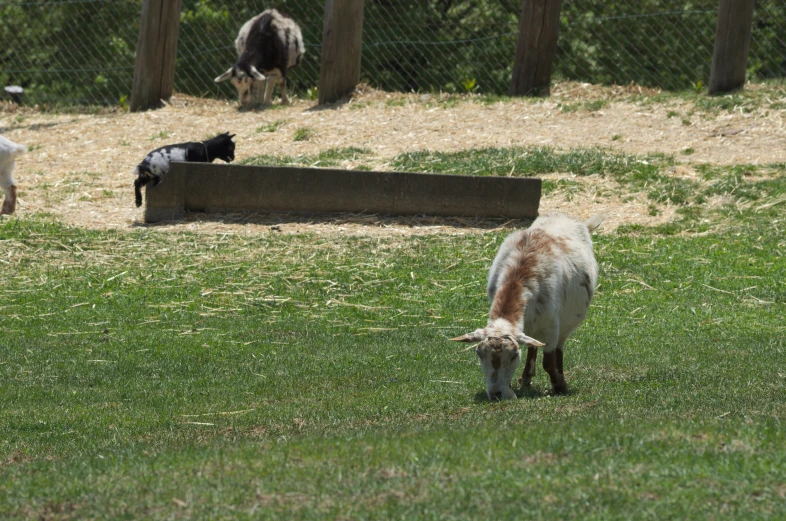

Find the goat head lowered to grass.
xmin=452 ymin=213 xmax=604 ymax=400
xmin=214 ymin=8 xmax=305 ymax=107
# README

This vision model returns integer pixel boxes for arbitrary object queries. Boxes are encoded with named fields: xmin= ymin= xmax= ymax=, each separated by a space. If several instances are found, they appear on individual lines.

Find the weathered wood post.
xmin=510 ymin=0 xmax=564 ymax=96
xmin=130 ymin=0 xmax=183 ymax=111
xmin=318 ymin=0 xmax=365 ymax=104
xmin=709 ymin=0 xmax=756 ymax=94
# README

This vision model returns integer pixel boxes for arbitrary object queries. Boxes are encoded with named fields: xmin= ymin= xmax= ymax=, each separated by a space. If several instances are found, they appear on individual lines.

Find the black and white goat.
xmin=0 ymin=135 xmax=27 ymax=215
xmin=214 ymin=8 xmax=305 ymax=106
xmin=133 ymin=132 xmax=236 ymax=208
xmin=451 ymin=213 xmax=604 ymax=400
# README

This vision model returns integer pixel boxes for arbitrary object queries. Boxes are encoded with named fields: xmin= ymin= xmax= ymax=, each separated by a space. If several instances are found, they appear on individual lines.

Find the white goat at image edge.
xmin=452 ymin=213 xmax=604 ymax=400
xmin=0 ymin=135 xmax=27 ymax=215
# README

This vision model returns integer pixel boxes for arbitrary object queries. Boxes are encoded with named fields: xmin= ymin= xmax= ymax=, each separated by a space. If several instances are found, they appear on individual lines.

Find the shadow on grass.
xmin=132 ymin=211 xmax=535 ymax=233
xmin=516 ymin=384 xmax=577 ymax=399
xmin=304 ymin=97 xmax=352 ymax=112
xmin=472 ymin=390 xmax=491 ymax=403
xmin=516 ymin=385 xmax=548 ymax=399
xmin=237 ymin=102 xmax=278 ymax=113
xmin=0 ymin=119 xmax=78 ymax=134
xmin=471 ymin=384 xmax=565 ymax=403
xmin=231 ymin=97 xmax=298 ymax=112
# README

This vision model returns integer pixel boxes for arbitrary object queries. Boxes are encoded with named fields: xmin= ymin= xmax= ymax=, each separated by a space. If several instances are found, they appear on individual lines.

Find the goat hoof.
xmin=551 ymin=383 xmax=568 ymax=395
xmin=519 ymin=376 xmax=532 ymax=387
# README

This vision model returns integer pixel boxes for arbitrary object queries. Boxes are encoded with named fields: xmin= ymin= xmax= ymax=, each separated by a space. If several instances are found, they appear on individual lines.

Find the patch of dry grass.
xmin=1 ymin=82 xmax=785 ymax=235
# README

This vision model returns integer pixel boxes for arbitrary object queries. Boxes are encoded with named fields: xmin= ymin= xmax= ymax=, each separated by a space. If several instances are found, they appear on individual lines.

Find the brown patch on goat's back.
xmin=491 ymin=228 xmax=560 ymax=323
xmin=521 ymin=228 xmax=571 ymax=255
xmin=490 ymin=278 xmax=525 ymax=323
xmin=515 ymin=230 xmax=530 ymax=250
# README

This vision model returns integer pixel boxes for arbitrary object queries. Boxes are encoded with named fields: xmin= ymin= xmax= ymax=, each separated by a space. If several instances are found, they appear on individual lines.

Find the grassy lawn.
xmin=1 ymin=147 xmax=785 ymax=519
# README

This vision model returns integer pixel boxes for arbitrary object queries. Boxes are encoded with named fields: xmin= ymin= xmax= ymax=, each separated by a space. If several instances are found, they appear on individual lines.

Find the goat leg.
xmin=134 ymin=178 xmax=145 ymax=208
xmin=543 ymin=350 xmax=568 ymax=395
xmin=519 ymin=346 xmax=538 ymax=387
xmin=254 ymin=78 xmax=265 ymax=105
xmin=280 ymin=77 xmax=289 ymax=105
xmin=263 ymin=77 xmax=276 ymax=105
xmin=1 ymin=185 xmax=17 ymax=215
xmin=556 ymin=347 xmax=564 ymax=375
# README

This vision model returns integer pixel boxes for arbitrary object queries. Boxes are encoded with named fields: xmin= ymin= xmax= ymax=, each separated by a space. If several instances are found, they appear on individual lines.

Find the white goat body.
xmin=452 ymin=213 xmax=604 ymax=400
xmin=0 ymin=135 xmax=27 ymax=215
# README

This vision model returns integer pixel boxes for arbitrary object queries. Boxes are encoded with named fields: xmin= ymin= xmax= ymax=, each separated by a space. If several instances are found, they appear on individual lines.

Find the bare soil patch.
xmin=1 ymin=82 xmax=784 ymax=235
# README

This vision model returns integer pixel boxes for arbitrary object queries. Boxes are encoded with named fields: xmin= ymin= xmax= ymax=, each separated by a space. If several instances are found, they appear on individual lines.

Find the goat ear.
xmin=516 ymin=333 xmax=545 ymax=348
xmin=450 ymin=329 xmax=486 ymax=343
xmin=249 ymin=66 xmax=266 ymax=81
xmin=214 ymin=68 xmax=233 ymax=83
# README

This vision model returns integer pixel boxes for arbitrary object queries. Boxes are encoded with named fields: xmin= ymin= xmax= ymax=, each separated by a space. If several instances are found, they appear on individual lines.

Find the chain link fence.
xmin=0 ymin=0 xmax=140 ymax=105
xmin=557 ymin=0 xmax=786 ymax=90
xmin=1 ymin=0 xmax=785 ymax=107
xmin=177 ymin=1 xmax=324 ymax=101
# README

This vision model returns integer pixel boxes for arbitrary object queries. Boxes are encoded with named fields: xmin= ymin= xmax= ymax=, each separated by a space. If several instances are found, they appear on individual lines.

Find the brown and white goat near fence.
xmin=214 ymin=8 xmax=305 ymax=106
xmin=452 ymin=213 xmax=604 ymax=400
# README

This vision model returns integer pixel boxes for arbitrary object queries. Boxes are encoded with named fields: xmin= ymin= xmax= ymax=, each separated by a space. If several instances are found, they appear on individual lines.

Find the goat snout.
xmin=488 ymin=390 xmax=503 ymax=401
xmin=487 ymin=386 xmax=515 ymax=401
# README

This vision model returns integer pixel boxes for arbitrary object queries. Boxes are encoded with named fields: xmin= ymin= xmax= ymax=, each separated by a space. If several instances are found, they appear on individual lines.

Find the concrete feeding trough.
xmin=143 ymin=162 xmax=541 ymax=223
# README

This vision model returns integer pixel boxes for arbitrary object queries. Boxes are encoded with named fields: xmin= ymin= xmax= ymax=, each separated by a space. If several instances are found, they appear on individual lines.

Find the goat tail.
xmin=584 ymin=213 xmax=605 ymax=233
xmin=10 ymin=144 xmax=27 ymax=157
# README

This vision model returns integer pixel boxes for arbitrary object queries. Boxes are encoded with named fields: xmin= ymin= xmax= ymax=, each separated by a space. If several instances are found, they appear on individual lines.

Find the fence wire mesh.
xmin=556 ymin=0 xmax=786 ymax=90
xmin=1 ymin=0 xmax=140 ymax=105
xmin=1 ymin=0 xmax=786 ymax=107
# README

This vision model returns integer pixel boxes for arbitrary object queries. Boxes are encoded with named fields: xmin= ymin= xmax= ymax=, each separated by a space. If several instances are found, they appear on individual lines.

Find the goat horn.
xmin=214 ymin=68 xmax=233 ymax=83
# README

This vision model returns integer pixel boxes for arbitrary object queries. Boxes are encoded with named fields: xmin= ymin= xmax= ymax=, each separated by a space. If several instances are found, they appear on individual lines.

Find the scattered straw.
xmin=2 ymin=82 xmax=785 ymax=235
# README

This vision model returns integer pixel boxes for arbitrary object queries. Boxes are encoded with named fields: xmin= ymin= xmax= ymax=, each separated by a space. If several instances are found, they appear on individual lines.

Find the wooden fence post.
xmin=709 ymin=0 xmax=755 ymax=94
xmin=130 ymin=0 xmax=183 ymax=112
xmin=319 ymin=0 xmax=365 ymax=104
xmin=510 ymin=0 xmax=563 ymax=97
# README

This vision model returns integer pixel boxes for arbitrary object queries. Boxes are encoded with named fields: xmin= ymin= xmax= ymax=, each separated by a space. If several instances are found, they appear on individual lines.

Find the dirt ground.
xmin=1 ymin=82 xmax=784 ymax=235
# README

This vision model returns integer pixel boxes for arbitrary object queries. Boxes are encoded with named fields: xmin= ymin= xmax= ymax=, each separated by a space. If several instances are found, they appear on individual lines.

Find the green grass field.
xmin=1 ymin=146 xmax=785 ymax=519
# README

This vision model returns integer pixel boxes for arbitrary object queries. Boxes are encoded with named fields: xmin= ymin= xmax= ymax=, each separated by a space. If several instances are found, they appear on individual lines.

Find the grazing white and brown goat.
xmin=452 ymin=213 xmax=604 ymax=400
